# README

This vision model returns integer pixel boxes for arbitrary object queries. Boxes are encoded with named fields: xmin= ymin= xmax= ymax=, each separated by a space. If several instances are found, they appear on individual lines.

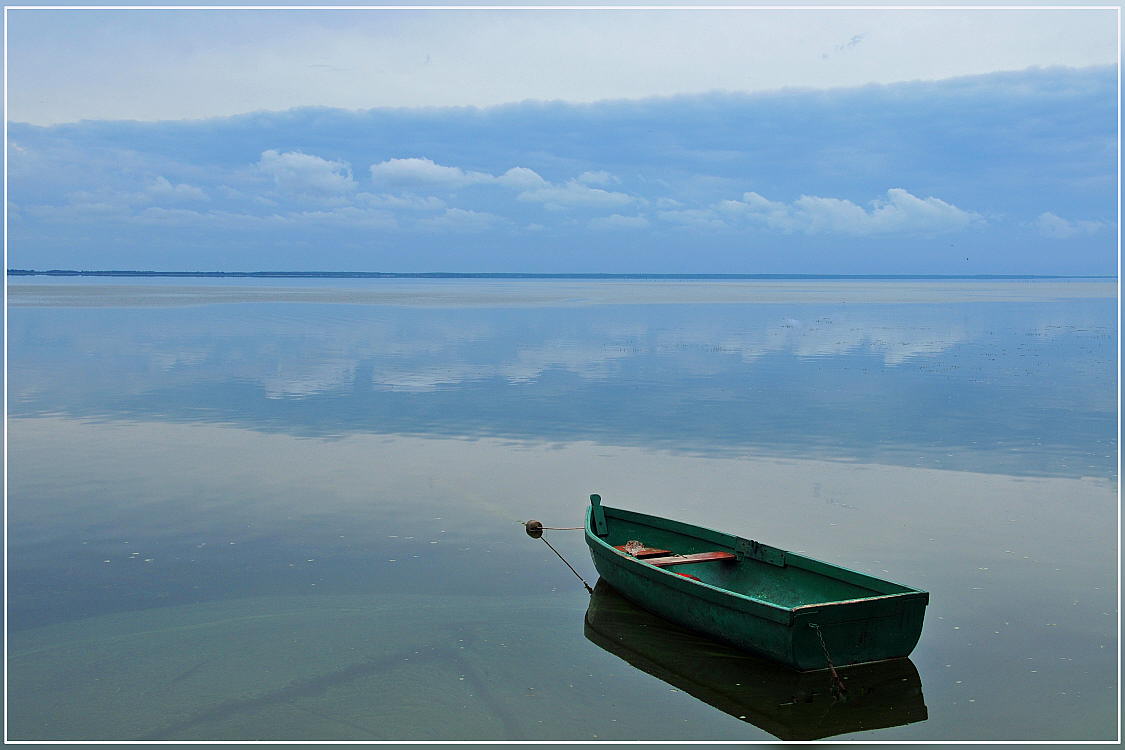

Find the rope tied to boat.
xmin=522 ymin=521 xmax=583 ymax=536
xmin=523 ymin=520 xmax=593 ymax=594
xmin=808 ymin=623 xmax=848 ymax=698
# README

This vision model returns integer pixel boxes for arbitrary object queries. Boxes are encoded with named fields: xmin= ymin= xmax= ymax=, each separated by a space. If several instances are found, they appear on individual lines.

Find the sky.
xmin=5 ymin=6 xmax=1120 ymax=274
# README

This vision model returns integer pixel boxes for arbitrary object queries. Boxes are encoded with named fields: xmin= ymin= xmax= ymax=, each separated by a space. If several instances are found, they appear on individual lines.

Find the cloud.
xmin=369 ymin=157 xmax=494 ymax=189
xmin=369 ymin=159 xmax=548 ymax=192
xmin=496 ymin=166 xmax=548 ymax=190
xmin=292 ymin=206 xmax=398 ymax=229
xmin=257 ymin=149 xmax=356 ymax=194
xmin=717 ymin=192 xmax=793 ymax=231
xmin=517 ymin=180 xmax=637 ymax=210
xmin=370 ymin=157 xmax=638 ymax=211
xmin=146 ymin=176 xmax=208 ymax=202
xmin=417 ymin=207 xmax=505 ymax=232
xmin=720 ymin=188 xmax=980 ymax=236
xmin=133 ymin=206 xmax=210 ymax=226
xmin=357 ymin=192 xmax=446 ymax=210
xmin=588 ymin=213 xmax=650 ymax=231
xmin=7 ymin=10 xmax=1116 ymax=124
xmin=1033 ymin=211 xmax=1107 ymax=239
xmin=50 ymin=177 xmax=209 ymax=214
xmin=128 ymin=205 xmax=397 ymax=231
xmin=656 ymin=208 xmax=729 ymax=230
xmin=6 ymin=67 xmax=1114 ymax=274
xmin=216 ymin=186 xmax=278 ymax=207
xmin=577 ymin=170 xmax=619 ymax=186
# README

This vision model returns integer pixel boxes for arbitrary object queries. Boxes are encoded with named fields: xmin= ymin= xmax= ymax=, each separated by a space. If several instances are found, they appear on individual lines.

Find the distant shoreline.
xmin=6 ymin=269 xmax=1115 ymax=281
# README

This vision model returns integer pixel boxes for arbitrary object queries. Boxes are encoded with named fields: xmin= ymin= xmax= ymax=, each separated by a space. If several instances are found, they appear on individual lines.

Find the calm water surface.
xmin=6 ymin=278 xmax=1118 ymax=741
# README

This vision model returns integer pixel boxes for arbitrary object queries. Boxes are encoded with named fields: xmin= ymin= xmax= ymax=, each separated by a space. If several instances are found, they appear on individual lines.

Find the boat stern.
xmin=789 ymin=592 xmax=929 ymax=670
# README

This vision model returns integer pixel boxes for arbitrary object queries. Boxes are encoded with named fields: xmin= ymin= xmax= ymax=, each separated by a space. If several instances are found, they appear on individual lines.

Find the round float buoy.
xmin=524 ymin=520 xmax=544 ymax=539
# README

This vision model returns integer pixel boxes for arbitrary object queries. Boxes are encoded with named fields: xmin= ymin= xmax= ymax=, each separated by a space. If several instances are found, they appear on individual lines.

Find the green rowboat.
xmin=584 ymin=494 xmax=928 ymax=671
xmin=585 ymin=581 xmax=927 ymax=740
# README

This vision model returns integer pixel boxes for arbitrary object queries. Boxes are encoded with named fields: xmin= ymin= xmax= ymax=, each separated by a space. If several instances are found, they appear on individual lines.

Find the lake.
xmin=6 ymin=277 xmax=1118 ymax=741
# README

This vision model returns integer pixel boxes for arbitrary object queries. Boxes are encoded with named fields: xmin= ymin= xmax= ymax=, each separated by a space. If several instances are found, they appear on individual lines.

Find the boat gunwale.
xmin=585 ymin=504 xmax=929 ymax=618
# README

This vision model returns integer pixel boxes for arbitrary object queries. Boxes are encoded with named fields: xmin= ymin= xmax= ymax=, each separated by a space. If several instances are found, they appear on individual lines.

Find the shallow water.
xmin=6 ymin=278 xmax=1118 ymax=741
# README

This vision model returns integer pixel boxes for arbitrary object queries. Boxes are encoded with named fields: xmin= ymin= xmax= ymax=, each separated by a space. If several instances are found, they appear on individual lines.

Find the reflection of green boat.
xmin=585 ymin=495 xmax=928 ymax=670
xmin=585 ymin=581 xmax=928 ymax=741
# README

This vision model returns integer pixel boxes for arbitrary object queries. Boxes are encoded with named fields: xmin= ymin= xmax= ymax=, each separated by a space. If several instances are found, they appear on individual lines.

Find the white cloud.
xmin=257 ymin=149 xmax=356 ymax=194
xmin=370 ymin=157 xmax=639 ymax=212
xmin=718 ymin=193 xmax=795 ymax=231
xmin=1033 ymin=211 xmax=1106 ymax=239
xmin=133 ymin=206 xmax=210 ymax=225
xmin=370 ymin=157 xmax=493 ymax=189
xmin=860 ymin=189 xmax=978 ymax=234
xmin=577 ymin=170 xmax=619 ymax=186
xmin=357 ymin=192 xmax=446 ymax=211
xmin=588 ymin=213 xmax=650 ymax=230
xmin=517 ymin=180 xmax=637 ymax=210
xmin=656 ymin=208 xmax=728 ymax=230
xmin=23 ymin=201 xmax=123 ymax=219
xmin=56 ymin=178 xmax=210 ymax=213
xmin=721 ymin=188 xmax=979 ymax=236
xmin=370 ymin=159 xmax=548 ymax=193
xmin=146 ymin=176 xmax=208 ymax=202
xmin=217 ymin=185 xmax=278 ymax=207
xmin=292 ymin=206 xmax=398 ymax=228
xmin=127 ymin=205 xmax=397 ymax=230
xmin=417 ymin=207 xmax=505 ymax=232
xmin=496 ymin=166 xmax=548 ymax=190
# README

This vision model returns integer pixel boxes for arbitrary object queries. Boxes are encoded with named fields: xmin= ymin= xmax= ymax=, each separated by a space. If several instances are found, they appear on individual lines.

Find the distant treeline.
xmin=7 ymin=269 xmax=1110 ymax=280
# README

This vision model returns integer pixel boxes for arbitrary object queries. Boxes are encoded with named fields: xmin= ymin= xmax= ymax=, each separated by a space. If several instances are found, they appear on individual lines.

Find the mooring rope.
xmin=523 ymin=520 xmax=593 ymax=594
xmin=516 ymin=521 xmax=582 ymax=531
xmin=809 ymin=623 xmax=848 ymax=697
xmin=538 ymin=535 xmax=594 ymax=594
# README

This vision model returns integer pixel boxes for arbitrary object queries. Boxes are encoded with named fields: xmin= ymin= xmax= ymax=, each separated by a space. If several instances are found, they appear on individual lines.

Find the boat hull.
xmin=585 ymin=498 xmax=928 ymax=671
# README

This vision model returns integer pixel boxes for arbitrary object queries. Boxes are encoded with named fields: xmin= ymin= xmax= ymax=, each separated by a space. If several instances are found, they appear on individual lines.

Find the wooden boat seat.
xmin=614 ymin=545 xmax=672 ymax=559
xmin=642 ymin=551 xmax=737 ymax=568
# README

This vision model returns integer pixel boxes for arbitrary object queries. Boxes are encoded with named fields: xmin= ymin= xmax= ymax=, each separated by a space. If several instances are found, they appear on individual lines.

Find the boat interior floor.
xmin=610 ymin=535 xmax=883 ymax=608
